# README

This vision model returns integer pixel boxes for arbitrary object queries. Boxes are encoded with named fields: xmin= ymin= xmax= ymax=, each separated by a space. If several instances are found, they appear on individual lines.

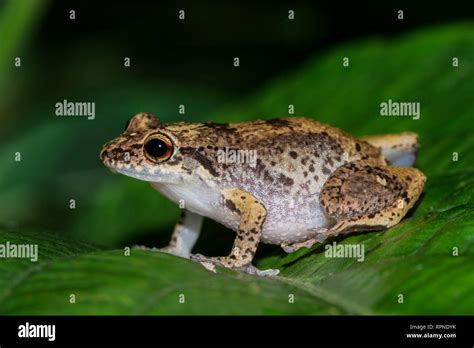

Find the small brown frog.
xmin=100 ymin=113 xmax=425 ymax=276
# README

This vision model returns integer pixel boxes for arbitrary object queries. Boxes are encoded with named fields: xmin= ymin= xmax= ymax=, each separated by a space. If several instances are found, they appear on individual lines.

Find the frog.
xmin=100 ymin=112 xmax=426 ymax=276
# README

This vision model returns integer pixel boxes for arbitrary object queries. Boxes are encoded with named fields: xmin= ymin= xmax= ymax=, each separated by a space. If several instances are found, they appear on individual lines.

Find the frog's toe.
xmin=132 ymin=244 xmax=190 ymax=258
xmin=132 ymin=244 xmax=159 ymax=251
xmin=190 ymin=253 xmax=215 ymax=262
xmin=281 ymin=238 xmax=319 ymax=253
xmin=281 ymin=243 xmax=299 ymax=253
xmin=159 ymin=245 xmax=191 ymax=259
xmin=237 ymin=264 xmax=280 ymax=277
xmin=189 ymin=254 xmax=218 ymax=272
xmin=190 ymin=253 xmax=229 ymax=273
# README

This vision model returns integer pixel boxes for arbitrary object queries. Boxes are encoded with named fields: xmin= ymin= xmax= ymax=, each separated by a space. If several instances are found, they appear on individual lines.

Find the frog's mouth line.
xmin=106 ymin=165 xmax=153 ymax=181
xmin=104 ymin=163 xmax=178 ymax=184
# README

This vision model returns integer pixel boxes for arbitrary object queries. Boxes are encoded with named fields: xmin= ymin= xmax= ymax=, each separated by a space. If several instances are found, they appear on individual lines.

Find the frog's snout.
xmin=100 ymin=148 xmax=119 ymax=174
xmin=100 ymin=145 xmax=116 ymax=164
xmin=100 ymin=146 xmax=114 ymax=162
xmin=99 ymin=147 xmax=107 ymax=161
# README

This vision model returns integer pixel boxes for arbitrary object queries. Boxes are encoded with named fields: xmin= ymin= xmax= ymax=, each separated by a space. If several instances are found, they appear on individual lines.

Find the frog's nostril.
xmin=100 ymin=149 xmax=113 ymax=161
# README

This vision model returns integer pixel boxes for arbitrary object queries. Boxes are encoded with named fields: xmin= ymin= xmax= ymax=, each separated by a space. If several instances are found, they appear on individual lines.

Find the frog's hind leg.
xmin=318 ymin=160 xmax=425 ymax=239
xmin=360 ymin=132 xmax=419 ymax=167
xmin=281 ymin=228 xmax=329 ymax=253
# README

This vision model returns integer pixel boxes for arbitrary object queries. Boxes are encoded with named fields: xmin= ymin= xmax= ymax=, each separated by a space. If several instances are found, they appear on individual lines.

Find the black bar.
xmin=0 ymin=316 xmax=472 ymax=346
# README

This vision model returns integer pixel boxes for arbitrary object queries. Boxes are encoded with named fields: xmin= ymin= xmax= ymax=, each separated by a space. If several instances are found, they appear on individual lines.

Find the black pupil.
xmin=145 ymin=138 xmax=169 ymax=158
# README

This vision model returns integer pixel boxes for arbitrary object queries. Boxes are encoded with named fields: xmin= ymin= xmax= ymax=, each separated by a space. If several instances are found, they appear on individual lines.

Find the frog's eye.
xmin=143 ymin=134 xmax=174 ymax=163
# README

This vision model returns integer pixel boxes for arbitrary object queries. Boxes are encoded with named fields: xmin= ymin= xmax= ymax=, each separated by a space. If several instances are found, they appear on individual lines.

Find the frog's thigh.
xmin=320 ymin=160 xmax=425 ymax=237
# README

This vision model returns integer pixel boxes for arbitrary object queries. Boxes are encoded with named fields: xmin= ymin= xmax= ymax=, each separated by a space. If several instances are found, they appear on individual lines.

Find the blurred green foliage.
xmin=0 ymin=0 xmax=47 ymax=91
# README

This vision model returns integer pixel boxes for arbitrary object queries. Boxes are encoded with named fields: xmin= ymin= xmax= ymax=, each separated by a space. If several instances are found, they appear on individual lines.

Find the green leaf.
xmin=1 ymin=23 xmax=473 ymax=314
xmin=0 ymin=230 xmax=352 ymax=315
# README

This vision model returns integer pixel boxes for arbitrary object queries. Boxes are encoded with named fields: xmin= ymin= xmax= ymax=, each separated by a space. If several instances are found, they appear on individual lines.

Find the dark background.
xmin=4 ymin=0 xmax=474 ymax=123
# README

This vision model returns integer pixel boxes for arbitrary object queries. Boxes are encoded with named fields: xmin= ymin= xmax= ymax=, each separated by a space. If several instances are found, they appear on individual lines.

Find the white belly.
xmin=150 ymin=181 xmax=241 ymax=231
xmin=150 ymin=182 xmax=330 ymax=245
xmin=258 ymin=196 xmax=331 ymax=244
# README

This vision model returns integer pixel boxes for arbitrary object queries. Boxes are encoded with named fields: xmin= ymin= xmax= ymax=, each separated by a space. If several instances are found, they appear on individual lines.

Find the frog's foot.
xmin=360 ymin=132 xmax=419 ymax=167
xmin=239 ymin=264 xmax=279 ymax=277
xmin=190 ymin=253 xmax=279 ymax=277
xmin=320 ymin=160 xmax=426 ymax=237
xmin=281 ymin=239 xmax=316 ymax=253
xmin=159 ymin=245 xmax=191 ymax=258
xmin=132 ymin=244 xmax=158 ymax=251
xmin=132 ymin=244 xmax=190 ymax=258
xmin=281 ymin=229 xmax=329 ymax=253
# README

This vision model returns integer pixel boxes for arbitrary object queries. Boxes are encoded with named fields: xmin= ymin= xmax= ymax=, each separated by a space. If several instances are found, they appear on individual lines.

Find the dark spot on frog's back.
xmin=203 ymin=122 xmax=237 ymax=133
xmin=265 ymin=118 xmax=291 ymax=127
xmin=279 ymin=174 xmax=294 ymax=186
xmin=263 ymin=170 xmax=274 ymax=183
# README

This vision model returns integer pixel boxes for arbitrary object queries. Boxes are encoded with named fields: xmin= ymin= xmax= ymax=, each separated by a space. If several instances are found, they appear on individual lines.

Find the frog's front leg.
xmin=160 ymin=210 xmax=203 ymax=258
xmin=191 ymin=188 xmax=279 ymax=277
